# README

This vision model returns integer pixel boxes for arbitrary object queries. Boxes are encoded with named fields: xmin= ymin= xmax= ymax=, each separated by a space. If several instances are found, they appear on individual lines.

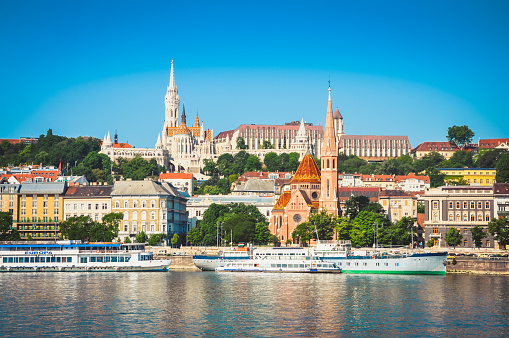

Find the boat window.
xmin=111 ymin=257 xmax=117 ymax=262
xmin=80 ymin=257 xmax=87 ymax=263
xmin=30 ymin=257 xmax=35 ymax=263
xmin=105 ymin=257 xmax=111 ymax=262
xmin=300 ymin=264 xmax=304 ymax=268
xmin=90 ymin=257 xmax=96 ymax=262
xmin=120 ymin=257 xmax=125 ymax=262
xmin=282 ymin=264 xmax=287 ymax=268
xmin=97 ymin=257 xmax=103 ymax=262
xmin=276 ymin=264 xmax=281 ymax=268
xmin=125 ymin=257 xmax=130 ymax=262
xmin=56 ymin=257 xmax=61 ymax=263
xmin=51 ymin=257 xmax=56 ymax=263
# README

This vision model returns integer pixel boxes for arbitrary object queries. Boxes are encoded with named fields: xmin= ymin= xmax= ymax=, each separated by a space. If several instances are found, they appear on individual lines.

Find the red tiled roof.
xmin=339 ymin=135 xmax=410 ymax=141
xmin=479 ymin=138 xmax=509 ymax=149
xmin=159 ymin=173 xmax=193 ymax=179
xmin=494 ymin=183 xmax=509 ymax=195
xmin=112 ymin=143 xmax=132 ymax=148
xmin=412 ymin=141 xmax=458 ymax=152
xmin=291 ymin=154 xmax=321 ymax=183
xmin=273 ymin=191 xmax=291 ymax=210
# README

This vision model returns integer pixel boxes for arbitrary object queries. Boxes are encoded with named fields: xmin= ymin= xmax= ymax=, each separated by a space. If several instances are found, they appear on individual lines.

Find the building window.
xmin=485 ymin=202 xmax=490 ymax=209
xmin=88 ymin=204 xmax=92 ymax=210
xmin=448 ymin=201 xmax=453 ymax=209
xmin=463 ymin=228 xmax=468 ymax=234
xmin=463 ymin=202 xmax=467 ymax=209
xmin=470 ymin=202 xmax=475 ymax=209
xmin=150 ymin=222 xmax=155 ymax=232
xmin=486 ymin=240 xmax=490 ymax=247
xmin=124 ymin=223 xmax=128 ymax=232
xmin=470 ymin=214 xmax=475 ymax=221
xmin=133 ymin=211 xmax=138 ymax=220
xmin=150 ymin=211 xmax=156 ymax=220
xmin=133 ymin=222 xmax=138 ymax=232
xmin=463 ymin=214 xmax=468 ymax=221
xmin=485 ymin=214 xmax=490 ymax=222
xmin=124 ymin=201 xmax=129 ymax=208
xmin=124 ymin=212 xmax=129 ymax=220
xmin=115 ymin=201 xmax=120 ymax=208
xmin=432 ymin=228 xmax=439 ymax=234
xmin=141 ymin=211 xmax=147 ymax=220
xmin=74 ymin=204 xmax=77 ymax=210
xmin=456 ymin=214 xmax=460 ymax=221
xmin=463 ymin=239 xmax=468 ymax=247
xmin=486 ymin=179 xmax=489 ymax=184
xmin=133 ymin=201 xmax=138 ymax=208
xmin=478 ymin=202 xmax=482 ymax=209
xmin=102 ymin=203 xmax=107 ymax=210
xmin=142 ymin=200 xmax=147 ymax=208
xmin=151 ymin=200 xmax=156 ymax=208
xmin=95 ymin=204 xmax=99 ymax=210
xmin=478 ymin=214 xmax=483 ymax=221
xmin=433 ymin=201 xmax=438 ymax=209
xmin=449 ymin=214 xmax=453 ymax=221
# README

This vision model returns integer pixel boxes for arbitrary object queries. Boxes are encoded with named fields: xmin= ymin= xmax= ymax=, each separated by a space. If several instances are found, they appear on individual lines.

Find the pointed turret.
xmin=169 ymin=59 xmax=176 ymax=89
xmin=102 ymin=131 xmax=113 ymax=149
xmin=321 ymin=86 xmax=337 ymax=157
xmin=194 ymin=111 xmax=200 ymax=127
xmin=319 ymin=84 xmax=339 ymax=215
xmin=165 ymin=60 xmax=180 ymax=127
xmin=155 ymin=133 xmax=163 ymax=149
xmin=179 ymin=104 xmax=187 ymax=126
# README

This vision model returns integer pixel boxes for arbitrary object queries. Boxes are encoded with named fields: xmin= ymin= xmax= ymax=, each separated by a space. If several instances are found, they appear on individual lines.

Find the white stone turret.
xmin=164 ymin=60 xmax=180 ymax=128
xmin=103 ymin=131 xmax=113 ymax=149
xmin=290 ymin=118 xmax=310 ymax=157
xmin=155 ymin=133 xmax=163 ymax=149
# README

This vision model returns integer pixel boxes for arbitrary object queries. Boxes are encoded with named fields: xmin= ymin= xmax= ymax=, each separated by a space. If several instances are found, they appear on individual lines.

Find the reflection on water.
xmin=0 ymin=272 xmax=508 ymax=337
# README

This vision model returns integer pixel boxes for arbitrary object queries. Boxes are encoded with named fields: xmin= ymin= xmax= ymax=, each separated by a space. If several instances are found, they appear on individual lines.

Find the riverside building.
xmin=421 ymin=186 xmax=495 ymax=248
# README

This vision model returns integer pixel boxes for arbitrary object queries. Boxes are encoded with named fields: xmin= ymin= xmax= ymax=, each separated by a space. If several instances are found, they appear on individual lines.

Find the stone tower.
xmin=164 ymin=60 xmax=180 ymax=128
xmin=319 ymin=85 xmax=339 ymax=215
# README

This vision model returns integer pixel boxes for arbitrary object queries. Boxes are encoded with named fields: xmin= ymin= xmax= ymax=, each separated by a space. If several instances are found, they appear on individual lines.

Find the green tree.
xmin=417 ymin=201 xmax=425 ymax=214
xmin=476 ymin=149 xmax=508 ymax=168
xmin=287 ymin=152 xmax=300 ymax=172
xmin=471 ymin=225 xmax=487 ymax=249
xmin=171 ymin=233 xmax=179 ymax=247
xmin=413 ymin=152 xmax=446 ymax=173
xmin=345 ymin=195 xmax=371 ymax=220
xmin=292 ymin=222 xmax=313 ymax=246
xmin=245 ymin=155 xmax=262 ymax=172
xmin=447 ymin=125 xmax=474 ymax=149
xmin=124 ymin=236 xmax=132 ymax=243
xmin=236 ymin=137 xmax=248 ymax=150
xmin=496 ymin=153 xmax=509 ymax=183
xmin=264 ymin=152 xmax=279 ymax=172
xmin=0 ymin=212 xmax=20 ymax=240
xmin=254 ymin=222 xmax=271 ymax=244
xmin=440 ymin=150 xmax=474 ymax=168
xmin=488 ymin=217 xmax=509 ymax=249
xmin=187 ymin=226 xmax=202 ymax=245
xmin=59 ymin=216 xmax=95 ymax=242
xmin=334 ymin=216 xmax=352 ymax=240
xmin=444 ymin=227 xmax=463 ymax=249
xmin=427 ymin=239 xmax=435 ymax=247
xmin=136 ymin=231 xmax=148 ymax=243
xmin=349 ymin=211 xmax=389 ymax=247
xmin=309 ymin=210 xmax=335 ymax=240
xmin=203 ymin=159 xmax=219 ymax=176
xmin=222 ymin=213 xmax=256 ymax=244
xmin=262 ymin=140 xmax=273 ymax=149
xmin=385 ymin=217 xmax=416 ymax=246
xmin=426 ymin=168 xmax=446 ymax=188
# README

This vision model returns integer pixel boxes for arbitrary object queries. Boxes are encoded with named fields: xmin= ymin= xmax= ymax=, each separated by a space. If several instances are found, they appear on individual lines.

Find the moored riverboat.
xmin=315 ymin=240 xmax=447 ymax=275
xmin=0 ymin=241 xmax=171 ymax=272
xmin=192 ymin=245 xmax=252 ymax=271
xmin=215 ymin=247 xmax=341 ymax=273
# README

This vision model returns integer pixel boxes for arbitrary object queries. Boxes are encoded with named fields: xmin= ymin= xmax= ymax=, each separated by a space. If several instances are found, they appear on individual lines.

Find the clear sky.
xmin=1 ymin=1 xmax=508 ymax=149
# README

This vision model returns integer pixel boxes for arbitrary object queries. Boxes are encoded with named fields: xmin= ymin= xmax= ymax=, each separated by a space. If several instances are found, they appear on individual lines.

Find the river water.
xmin=0 ymin=272 xmax=508 ymax=337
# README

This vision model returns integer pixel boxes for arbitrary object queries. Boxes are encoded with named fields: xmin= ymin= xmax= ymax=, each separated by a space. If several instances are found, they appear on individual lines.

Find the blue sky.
xmin=1 ymin=1 xmax=508 ymax=149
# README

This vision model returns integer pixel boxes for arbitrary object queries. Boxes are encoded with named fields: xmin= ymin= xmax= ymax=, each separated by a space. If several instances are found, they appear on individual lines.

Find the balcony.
xmin=430 ymin=233 xmax=442 ymax=238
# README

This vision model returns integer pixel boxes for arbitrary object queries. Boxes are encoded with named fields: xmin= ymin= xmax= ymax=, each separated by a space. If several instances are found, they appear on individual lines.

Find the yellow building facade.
xmin=438 ymin=168 xmax=496 ymax=186
xmin=0 ymin=183 xmax=67 ymax=240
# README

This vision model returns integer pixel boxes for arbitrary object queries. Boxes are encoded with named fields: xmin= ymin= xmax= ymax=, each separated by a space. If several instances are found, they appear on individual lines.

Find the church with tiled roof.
xmin=269 ymin=86 xmax=340 ymax=245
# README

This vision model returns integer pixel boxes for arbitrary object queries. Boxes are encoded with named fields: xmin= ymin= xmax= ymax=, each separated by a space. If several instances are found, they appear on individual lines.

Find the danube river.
xmin=0 ymin=272 xmax=508 ymax=337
